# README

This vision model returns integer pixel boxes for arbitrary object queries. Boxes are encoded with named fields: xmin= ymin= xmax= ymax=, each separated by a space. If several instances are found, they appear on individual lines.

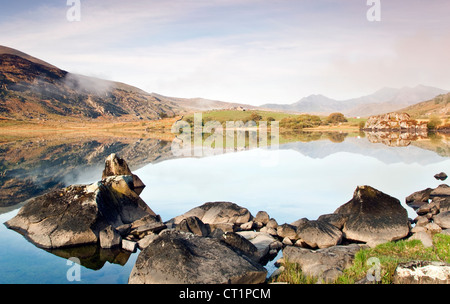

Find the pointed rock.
xmin=335 ymin=185 xmax=409 ymax=244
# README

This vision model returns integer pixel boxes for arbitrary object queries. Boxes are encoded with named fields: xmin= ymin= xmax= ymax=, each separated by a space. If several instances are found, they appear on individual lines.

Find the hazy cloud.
xmin=1 ymin=0 xmax=449 ymax=105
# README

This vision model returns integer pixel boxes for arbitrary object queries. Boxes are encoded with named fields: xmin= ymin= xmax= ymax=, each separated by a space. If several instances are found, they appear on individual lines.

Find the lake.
xmin=0 ymin=131 xmax=449 ymax=283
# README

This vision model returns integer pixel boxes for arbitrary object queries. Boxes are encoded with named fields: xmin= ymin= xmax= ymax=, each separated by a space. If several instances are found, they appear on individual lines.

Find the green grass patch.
xmin=271 ymin=234 xmax=450 ymax=284
xmin=338 ymin=234 xmax=450 ymax=284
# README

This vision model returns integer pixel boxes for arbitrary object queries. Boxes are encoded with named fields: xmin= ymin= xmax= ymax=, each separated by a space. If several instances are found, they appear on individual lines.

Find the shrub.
xmin=427 ymin=116 xmax=442 ymax=130
xmin=327 ymin=112 xmax=347 ymax=124
xmin=248 ymin=112 xmax=262 ymax=122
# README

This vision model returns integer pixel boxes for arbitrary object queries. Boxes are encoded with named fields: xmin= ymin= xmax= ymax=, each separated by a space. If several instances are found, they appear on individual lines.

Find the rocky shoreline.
xmin=4 ymin=154 xmax=450 ymax=284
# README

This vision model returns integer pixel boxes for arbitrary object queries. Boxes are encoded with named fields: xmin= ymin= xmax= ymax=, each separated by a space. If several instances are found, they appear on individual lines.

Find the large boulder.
xmin=296 ymin=220 xmax=343 ymax=249
xmin=128 ymin=230 xmax=267 ymax=284
xmin=172 ymin=202 xmax=252 ymax=231
xmin=4 ymin=155 xmax=157 ymax=249
xmin=282 ymin=244 xmax=363 ymax=283
xmin=335 ymin=186 xmax=410 ymax=245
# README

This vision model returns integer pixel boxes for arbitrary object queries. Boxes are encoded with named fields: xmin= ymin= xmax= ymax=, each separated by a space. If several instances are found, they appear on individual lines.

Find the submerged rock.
xmin=335 ymin=185 xmax=410 ymax=245
xmin=434 ymin=172 xmax=448 ymax=181
xmin=128 ymin=230 xmax=267 ymax=284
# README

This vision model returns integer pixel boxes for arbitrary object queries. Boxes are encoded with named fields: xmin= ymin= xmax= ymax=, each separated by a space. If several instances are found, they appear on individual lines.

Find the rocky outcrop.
xmin=364 ymin=112 xmax=428 ymax=132
xmin=393 ymin=261 xmax=450 ymax=284
xmin=128 ymin=230 xmax=267 ymax=284
xmin=4 ymin=154 xmax=159 ymax=249
xmin=335 ymin=185 xmax=410 ymax=246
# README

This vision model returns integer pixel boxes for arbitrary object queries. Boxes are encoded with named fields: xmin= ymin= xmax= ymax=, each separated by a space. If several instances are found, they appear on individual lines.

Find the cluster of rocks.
xmin=4 ymin=154 xmax=165 ymax=252
xmin=406 ymin=183 xmax=450 ymax=248
xmin=4 ymin=153 xmax=450 ymax=284
xmin=363 ymin=112 xmax=428 ymax=133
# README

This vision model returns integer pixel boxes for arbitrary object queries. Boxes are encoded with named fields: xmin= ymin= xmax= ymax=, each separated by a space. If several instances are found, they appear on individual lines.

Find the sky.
xmin=1 ymin=0 xmax=450 ymax=105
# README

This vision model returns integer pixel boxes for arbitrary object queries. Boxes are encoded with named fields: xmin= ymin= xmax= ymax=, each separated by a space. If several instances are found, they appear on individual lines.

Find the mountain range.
xmin=1 ymin=45 xmax=448 ymax=120
xmin=262 ymin=85 xmax=448 ymax=117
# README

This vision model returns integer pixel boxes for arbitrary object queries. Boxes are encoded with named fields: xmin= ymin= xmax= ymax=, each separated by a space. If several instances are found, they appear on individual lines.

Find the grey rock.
xmin=254 ymin=211 xmax=270 ymax=225
xmin=434 ymin=172 xmax=448 ymax=181
xmin=102 ymin=153 xmax=145 ymax=195
xmin=128 ymin=230 xmax=267 ymax=284
xmin=240 ymin=221 xmax=254 ymax=231
xmin=414 ymin=215 xmax=430 ymax=226
xmin=290 ymin=218 xmax=309 ymax=228
xmin=411 ymin=225 xmax=427 ymax=234
xmin=409 ymin=231 xmax=433 ymax=248
xmin=102 ymin=153 xmax=133 ymax=178
xmin=259 ymin=226 xmax=277 ymax=236
xmin=424 ymin=222 xmax=442 ymax=234
xmin=296 ymin=220 xmax=343 ymax=249
xmin=434 ymin=196 xmax=450 ymax=212
xmin=335 ymin=186 xmax=410 ymax=244
xmin=282 ymin=244 xmax=363 ymax=283
xmin=175 ymin=216 xmax=210 ymax=237
xmin=214 ymin=231 xmax=259 ymax=262
xmin=122 ymin=239 xmax=137 ymax=252
xmin=116 ymin=224 xmax=132 ymax=236
xmin=266 ymin=218 xmax=278 ymax=229
xmin=137 ymin=233 xmax=159 ymax=250
xmin=237 ymin=231 xmax=279 ymax=263
xmin=441 ymin=229 xmax=450 ymax=235
xmin=406 ymin=188 xmax=433 ymax=210
xmin=317 ymin=213 xmax=347 ymax=230
xmin=276 ymin=223 xmax=298 ymax=241
xmin=282 ymin=237 xmax=293 ymax=246
xmin=99 ymin=226 xmax=122 ymax=249
xmin=430 ymin=184 xmax=450 ymax=198
xmin=393 ymin=261 xmax=450 ymax=284
xmin=173 ymin=202 xmax=252 ymax=228
xmin=433 ymin=211 xmax=450 ymax=229
xmin=4 ymin=175 xmax=155 ymax=248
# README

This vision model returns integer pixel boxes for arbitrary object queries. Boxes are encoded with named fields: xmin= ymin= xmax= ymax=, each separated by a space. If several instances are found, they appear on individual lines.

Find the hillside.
xmin=261 ymin=85 xmax=448 ymax=117
xmin=0 ymin=46 xmax=184 ymax=121
xmin=396 ymin=92 xmax=450 ymax=119
xmin=150 ymin=93 xmax=258 ymax=112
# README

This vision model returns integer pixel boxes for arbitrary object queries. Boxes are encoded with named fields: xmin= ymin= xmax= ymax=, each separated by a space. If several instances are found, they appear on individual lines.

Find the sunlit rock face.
xmin=364 ymin=112 xmax=428 ymax=133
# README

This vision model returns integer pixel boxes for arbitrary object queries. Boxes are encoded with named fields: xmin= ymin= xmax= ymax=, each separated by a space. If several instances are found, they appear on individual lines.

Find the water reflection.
xmin=48 ymin=245 xmax=131 ymax=270
xmin=365 ymin=131 xmax=428 ymax=147
xmin=0 ymin=131 xmax=449 ymax=210
xmin=0 ymin=135 xmax=173 ymax=207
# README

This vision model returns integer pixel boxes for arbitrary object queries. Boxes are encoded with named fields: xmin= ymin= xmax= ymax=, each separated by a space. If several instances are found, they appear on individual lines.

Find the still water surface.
xmin=0 ymin=135 xmax=448 ymax=283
